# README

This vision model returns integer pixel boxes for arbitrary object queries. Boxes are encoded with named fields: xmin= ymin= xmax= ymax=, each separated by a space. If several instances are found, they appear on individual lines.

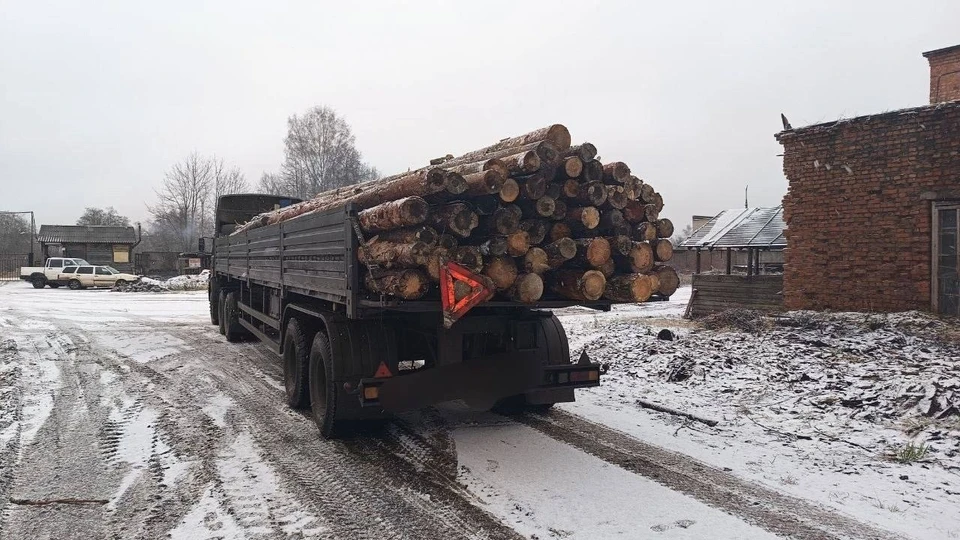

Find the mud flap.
xmin=377 ymin=351 xmax=542 ymax=413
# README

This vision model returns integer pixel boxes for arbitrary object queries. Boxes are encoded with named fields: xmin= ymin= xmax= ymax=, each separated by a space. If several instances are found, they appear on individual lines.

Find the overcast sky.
xmin=2 ymin=1 xmax=958 ymax=230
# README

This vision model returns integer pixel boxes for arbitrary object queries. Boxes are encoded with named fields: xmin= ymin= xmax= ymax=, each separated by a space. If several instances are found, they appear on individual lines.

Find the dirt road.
xmin=0 ymin=283 xmax=906 ymax=539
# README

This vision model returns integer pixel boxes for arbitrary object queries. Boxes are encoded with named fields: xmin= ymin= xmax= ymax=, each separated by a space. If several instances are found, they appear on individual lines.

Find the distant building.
xmin=776 ymin=44 xmax=960 ymax=316
xmin=37 ymin=225 xmax=140 ymax=273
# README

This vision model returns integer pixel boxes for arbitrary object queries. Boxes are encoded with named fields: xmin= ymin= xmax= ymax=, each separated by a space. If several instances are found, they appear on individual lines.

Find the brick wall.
xmin=776 ymin=101 xmax=960 ymax=312
xmin=925 ymin=46 xmax=960 ymax=104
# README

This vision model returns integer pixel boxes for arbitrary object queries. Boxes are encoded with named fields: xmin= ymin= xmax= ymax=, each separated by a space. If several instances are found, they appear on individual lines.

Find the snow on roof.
xmin=681 ymin=207 xmax=786 ymax=249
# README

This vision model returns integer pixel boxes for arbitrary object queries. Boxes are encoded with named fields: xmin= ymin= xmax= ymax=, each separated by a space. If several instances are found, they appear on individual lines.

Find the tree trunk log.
xmin=365 ymin=269 xmax=430 ymax=300
xmin=654 ymin=266 xmax=680 ymax=296
xmin=427 ymin=203 xmax=480 ymax=238
xmin=644 ymin=204 xmax=660 ymax=223
xmin=483 ymin=255 xmax=518 ymax=291
xmin=505 ymin=273 xmax=544 ymax=303
xmin=357 ymin=196 xmax=429 ymax=233
xmin=543 ymin=237 xmax=577 ymax=268
xmin=520 ymin=196 xmax=556 ymax=219
xmin=516 ymin=172 xmax=548 ymax=200
xmin=583 ymin=160 xmax=603 ymax=182
xmin=656 ymin=218 xmax=674 ymax=238
xmin=605 ymin=235 xmax=634 ymax=256
xmin=519 ymin=219 xmax=549 ymax=245
xmin=613 ymin=241 xmax=654 ymax=273
xmin=651 ymin=192 xmax=664 ymax=213
xmin=551 ymin=199 xmax=568 ymax=221
xmin=499 ymin=178 xmax=520 ymax=202
xmin=622 ymin=200 xmax=647 ymax=224
xmin=551 ymin=269 xmax=606 ymax=301
xmin=545 ymin=182 xmax=562 ymax=200
xmin=359 ymin=240 xmax=431 ymax=268
xmin=443 ymin=158 xmax=508 ymax=179
xmin=569 ymin=237 xmax=611 ymax=269
xmin=652 ymin=239 xmax=673 ymax=262
xmin=472 ymin=236 xmax=508 ymax=256
xmin=602 ymin=162 xmax=630 ymax=184
xmin=563 ymin=143 xmax=597 ymax=162
xmin=558 ymin=156 xmax=583 ymax=179
xmin=453 ymin=246 xmax=484 ymax=273
xmin=603 ymin=273 xmax=654 ymax=303
xmin=573 ymin=182 xmax=608 ymax=207
xmin=522 ymin=247 xmax=550 ymax=274
xmin=481 ymin=206 xmax=521 ymax=235
xmin=598 ymin=258 xmax=616 ymax=278
xmin=623 ymin=175 xmax=642 ymax=200
xmin=462 ymin=169 xmax=505 ymax=196
xmin=639 ymin=183 xmax=656 ymax=204
xmin=500 ymin=150 xmax=542 ymax=175
xmin=562 ymin=178 xmax=581 ymax=199
xmin=634 ymin=222 xmax=658 ymax=242
xmin=599 ymin=209 xmax=627 ymax=232
xmin=471 ymin=195 xmax=500 ymax=216
xmin=549 ymin=222 xmax=572 ymax=242
xmin=373 ymin=225 xmax=438 ymax=246
xmin=437 ymin=234 xmax=458 ymax=251
xmin=505 ymin=230 xmax=531 ymax=257
xmin=605 ymin=185 xmax=628 ymax=210
xmin=567 ymin=206 xmax=600 ymax=230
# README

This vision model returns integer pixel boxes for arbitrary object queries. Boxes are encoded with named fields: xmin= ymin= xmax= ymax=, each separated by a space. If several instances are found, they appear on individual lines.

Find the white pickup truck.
xmin=20 ymin=257 xmax=91 ymax=289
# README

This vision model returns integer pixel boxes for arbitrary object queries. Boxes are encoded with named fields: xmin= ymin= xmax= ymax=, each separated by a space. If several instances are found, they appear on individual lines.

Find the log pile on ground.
xmin=232 ymin=124 xmax=678 ymax=304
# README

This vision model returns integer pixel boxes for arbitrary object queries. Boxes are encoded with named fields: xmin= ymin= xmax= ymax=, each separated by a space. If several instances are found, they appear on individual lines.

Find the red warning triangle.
xmin=374 ymin=361 xmax=393 ymax=378
xmin=439 ymin=261 xmax=494 ymax=328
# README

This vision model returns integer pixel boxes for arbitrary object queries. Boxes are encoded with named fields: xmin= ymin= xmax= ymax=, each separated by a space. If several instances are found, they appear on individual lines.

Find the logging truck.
xmin=209 ymin=194 xmax=604 ymax=438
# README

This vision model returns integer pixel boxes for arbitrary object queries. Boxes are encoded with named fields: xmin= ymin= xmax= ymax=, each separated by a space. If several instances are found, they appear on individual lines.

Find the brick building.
xmin=776 ymin=45 xmax=960 ymax=315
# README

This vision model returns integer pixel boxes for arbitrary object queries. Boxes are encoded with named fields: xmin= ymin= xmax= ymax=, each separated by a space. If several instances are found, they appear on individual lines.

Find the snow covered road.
xmin=0 ymin=281 xmax=931 ymax=539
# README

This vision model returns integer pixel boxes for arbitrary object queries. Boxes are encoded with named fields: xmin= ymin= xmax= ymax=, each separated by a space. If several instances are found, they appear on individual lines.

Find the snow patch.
xmin=168 ymin=486 xmax=246 ymax=540
xmin=94 ymin=330 xmax=189 ymax=364
xmin=202 ymin=394 xmax=234 ymax=429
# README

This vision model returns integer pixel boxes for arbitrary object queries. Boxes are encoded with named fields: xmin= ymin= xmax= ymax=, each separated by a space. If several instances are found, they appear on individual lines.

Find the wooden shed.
xmin=37 ymin=225 xmax=140 ymax=273
xmin=680 ymin=207 xmax=786 ymax=317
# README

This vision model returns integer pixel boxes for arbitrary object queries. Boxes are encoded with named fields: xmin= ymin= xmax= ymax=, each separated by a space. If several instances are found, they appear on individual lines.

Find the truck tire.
xmin=283 ymin=317 xmax=312 ymax=409
xmin=68 ymin=279 xmax=83 ymax=291
xmin=223 ymin=292 xmax=244 ymax=343
xmin=218 ymin=291 xmax=227 ymax=335
xmin=309 ymin=331 xmax=343 ymax=439
xmin=209 ymin=281 xmax=220 ymax=326
xmin=32 ymin=276 xmax=46 ymax=289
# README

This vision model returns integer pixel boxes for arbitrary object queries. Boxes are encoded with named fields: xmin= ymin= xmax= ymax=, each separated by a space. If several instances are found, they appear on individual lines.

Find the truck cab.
xmin=20 ymin=257 xmax=91 ymax=288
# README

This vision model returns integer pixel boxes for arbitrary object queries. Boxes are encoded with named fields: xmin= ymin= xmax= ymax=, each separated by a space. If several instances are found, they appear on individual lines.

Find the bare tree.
xmin=260 ymin=106 xmax=378 ymax=199
xmin=76 ymin=206 xmax=130 ymax=227
xmin=149 ymin=153 xmax=247 ymax=252
xmin=0 ymin=213 xmax=32 ymax=253
xmin=670 ymin=224 xmax=694 ymax=246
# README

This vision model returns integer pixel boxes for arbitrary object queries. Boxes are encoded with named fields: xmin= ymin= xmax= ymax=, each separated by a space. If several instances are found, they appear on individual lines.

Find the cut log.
xmin=545 ymin=182 xmax=562 ymax=200
xmin=656 ymin=218 xmax=675 ymax=238
xmin=651 ymin=192 xmax=664 ymax=213
xmin=522 ymin=247 xmax=550 ymax=275
xmin=634 ymin=222 xmax=659 ymax=242
xmin=423 ymin=247 xmax=448 ymax=282
xmin=569 ymin=237 xmax=611 ymax=269
xmin=655 ymin=266 xmax=680 ymax=296
xmin=500 ymin=178 xmax=520 ymax=202
xmin=471 ymin=195 xmax=501 ymax=216
xmin=605 ymin=185 xmax=628 ymax=210
xmin=551 ymin=269 xmax=606 ymax=301
xmin=551 ymin=199 xmax=568 ymax=221
xmin=558 ymin=156 xmax=584 ymax=179
xmin=357 ymin=196 xmax=429 ymax=233
xmin=473 ymin=236 xmax=508 ymax=256
xmin=573 ymin=181 xmax=608 ymax=207
xmin=505 ymin=230 xmax=531 ymax=257
xmin=463 ymin=169 xmax=505 ymax=196
xmin=603 ymin=274 xmax=654 ymax=303
xmin=483 ymin=255 xmax=518 ymax=291
xmin=505 ymin=273 xmax=544 ymax=303
xmin=639 ymin=183 xmax=656 ymax=204
xmin=427 ymin=203 xmax=480 ymax=238
xmin=443 ymin=158 xmax=508 ymax=179
xmin=517 ymin=172 xmax=548 ymax=200
xmin=583 ymin=160 xmax=603 ymax=182
xmin=374 ymin=225 xmax=438 ymax=246
xmin=613 ymin=241 xmax=654 ymax=273
xmin=437 ymin=135 xmax=560 ymax=170
xmin=563 ymin=143 xmax=597 ymax=162
xmin=652 ymin=239 xmax=674 ymax=262
xmin=358 ymin=240 xmax=431 ymax=268
xmin=520 ymin=196 xmax=556 ymax=219
xmin=519 ymin=219 xmax=549 ymax=245
xmin=599 ymin=209 xmax=627 ymax=231
xmin=453 ymin=246 xmax=484 ymax=273
xmin=448 ymin=125 xmax=570 ymax=164
xmin=644 ymin=204 xmax=660 ymax=223
xmin=501 ymin=150 xmax=541 ymax=175
xmin=605 ymin=235 xmax=634 ymax=256
xmin=562 ymin=178 xmax=581 ymax=199
xmin=481 ymin=206 xmax=521 ymax=235
xmin=543 ymin=237 xmax=577 ymax=268
xmin=646 ymin=272 xmax=661 ymax=295
xmin=437 ymin=234 xmax=458 ymax=251
xmin=598 ymin=258 xmax=616 ymax=278
xmin=602 ymin=161 xmax=630 ymax=184
xmin=365 ymin=269 xmax=430 ymax=300
xmin=622 ymin=200 xmax=647 ymax=224
xmin=623 ymin=175 xmax=642 ymax=200
xmin=566 ymin=206 xmax=600 ymax=230
xmin=549 ymin=222 xmax=572 ymax=242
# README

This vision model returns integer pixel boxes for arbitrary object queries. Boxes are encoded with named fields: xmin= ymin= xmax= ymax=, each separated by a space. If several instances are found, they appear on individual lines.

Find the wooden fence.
xmin=687 ymin=274 xmax=784 ymax=318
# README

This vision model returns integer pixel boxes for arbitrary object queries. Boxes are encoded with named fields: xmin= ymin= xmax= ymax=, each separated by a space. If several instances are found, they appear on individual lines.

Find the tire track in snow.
xmin=515 ymin=409 xmax=904 ymax=540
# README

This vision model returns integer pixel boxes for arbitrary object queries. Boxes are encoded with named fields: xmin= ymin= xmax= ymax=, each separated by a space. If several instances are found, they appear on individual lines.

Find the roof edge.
xmin=923 ymin=44 xmax=960 ymax=58
xmin=775 ymin=100 xmax=960 ymax=140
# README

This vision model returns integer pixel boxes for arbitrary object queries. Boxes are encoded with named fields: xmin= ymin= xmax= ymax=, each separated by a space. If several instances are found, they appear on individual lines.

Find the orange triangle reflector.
xmin=439 ymin=261 xmax=494 ymax=328
xmin=374 ymin=361 xmax=393 ymax=378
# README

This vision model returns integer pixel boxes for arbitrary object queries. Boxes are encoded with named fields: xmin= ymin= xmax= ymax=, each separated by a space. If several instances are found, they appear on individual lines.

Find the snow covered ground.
xmin=1 ymin=280 xmax=953 ymax=539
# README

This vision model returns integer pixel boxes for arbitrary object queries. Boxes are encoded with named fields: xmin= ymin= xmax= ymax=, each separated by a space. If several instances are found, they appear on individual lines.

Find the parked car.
xmin=19 ymin=257 xmax=91 ymax=288
xmin=58 ymin=265 xmax=140 ymax=290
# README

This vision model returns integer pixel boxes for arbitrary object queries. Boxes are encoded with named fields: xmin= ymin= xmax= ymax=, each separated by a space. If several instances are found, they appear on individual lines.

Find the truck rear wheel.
xmin=309 ymin=331 xmax=343 ymax=439
xmin=223 ymin=292 xmax=244 ymax=342
xmin=218 ymin=291 xmax=227 ymax=335
xmin=209 ymin=281 xmax=220 ymax=325
xmin=283 ymin=317 xmax=312 ymax=409
xmin=32 ymin=276 xmax=46 ymax=289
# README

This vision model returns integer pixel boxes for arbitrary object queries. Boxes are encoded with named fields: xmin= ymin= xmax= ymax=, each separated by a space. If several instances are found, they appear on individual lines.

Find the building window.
xmin=113 ymin=245 xmax=130 ymax=264
xmin=933 ymin=203 xmax=960 ymax=316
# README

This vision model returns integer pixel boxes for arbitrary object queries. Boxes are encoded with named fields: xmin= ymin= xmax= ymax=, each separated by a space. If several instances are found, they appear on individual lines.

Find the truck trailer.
xmin=209 ymin=194 xmax=604 ymax=438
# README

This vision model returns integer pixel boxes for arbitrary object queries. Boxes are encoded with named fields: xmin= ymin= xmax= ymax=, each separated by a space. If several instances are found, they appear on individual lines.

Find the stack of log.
xmin=233 ymin=124 xmax=679 ymax=304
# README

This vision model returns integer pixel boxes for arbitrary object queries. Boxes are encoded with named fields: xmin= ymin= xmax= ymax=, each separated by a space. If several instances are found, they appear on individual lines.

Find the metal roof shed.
xmin=681 ymin=207 xmax=786 ymax=275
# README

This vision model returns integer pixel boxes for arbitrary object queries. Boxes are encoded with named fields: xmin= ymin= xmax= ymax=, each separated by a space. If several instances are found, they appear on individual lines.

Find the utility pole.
xmin=744 ymin=186 xmax=749 ymax=208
